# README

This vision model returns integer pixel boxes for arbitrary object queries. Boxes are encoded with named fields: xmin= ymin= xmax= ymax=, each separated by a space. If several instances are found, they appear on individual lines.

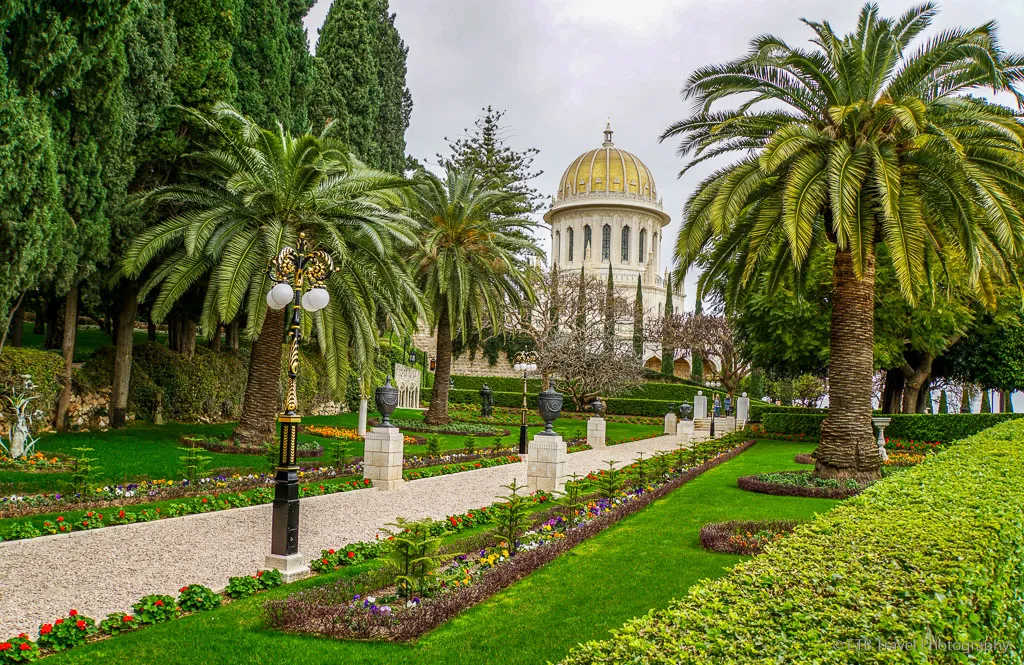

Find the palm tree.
xmin=123 ymin=104 xmax=420 ymax=446
xmin=408 ymin=169 xmax=541 ymax=424
xmin=665 ymin=3 xmax=1024 ymax=480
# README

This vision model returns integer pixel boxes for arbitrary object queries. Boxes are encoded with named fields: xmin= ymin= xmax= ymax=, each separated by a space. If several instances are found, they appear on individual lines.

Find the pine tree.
xmin=690 ymin=298 xmax=704 ymax=383
xmin=437 ymin=106 xmax=542 ymax=216
xmin=632 ymin=277 xmax=644 ymax=359
xmin=938 ymin=390 xmax=949 ymax=414
xmin=661 ymin=273 xmax=675 ymax=377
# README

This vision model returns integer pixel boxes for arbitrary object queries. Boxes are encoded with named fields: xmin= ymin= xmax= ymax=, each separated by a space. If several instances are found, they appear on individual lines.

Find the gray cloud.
xmin=305 ymin=0 xmax=1024 ymax=310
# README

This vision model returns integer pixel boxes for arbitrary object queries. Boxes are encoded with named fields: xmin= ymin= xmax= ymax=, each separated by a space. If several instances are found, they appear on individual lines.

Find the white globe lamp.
xmin=268 ymin=282 xmax=294 ymax=310
xmin=301 ymin=287 xmax=330 ymax=312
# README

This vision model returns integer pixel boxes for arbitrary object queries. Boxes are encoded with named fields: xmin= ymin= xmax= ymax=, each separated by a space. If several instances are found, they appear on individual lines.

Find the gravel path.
xmin=0 ymin=434 xmax=681 ymax=638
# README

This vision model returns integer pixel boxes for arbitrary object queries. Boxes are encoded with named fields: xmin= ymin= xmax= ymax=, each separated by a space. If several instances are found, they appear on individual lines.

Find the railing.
xmin=551 ymin=190 xmax=664 ymax=209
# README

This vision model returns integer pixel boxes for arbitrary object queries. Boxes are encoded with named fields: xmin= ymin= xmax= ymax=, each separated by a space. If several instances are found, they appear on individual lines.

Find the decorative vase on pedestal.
xmin=375 ymin=376 xmax=399 ymax=427
xmin=537 ymin=384 xmax=564 ymax=435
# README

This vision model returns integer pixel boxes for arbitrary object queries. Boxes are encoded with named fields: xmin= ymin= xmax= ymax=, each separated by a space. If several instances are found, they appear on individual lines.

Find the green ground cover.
xmin=15 ymin=322 xmax=170 ymax=363
xmin=42 ymin=439 xmax=838 ymax=665
xmin=4 ymin=411 xmax=660 ymax=495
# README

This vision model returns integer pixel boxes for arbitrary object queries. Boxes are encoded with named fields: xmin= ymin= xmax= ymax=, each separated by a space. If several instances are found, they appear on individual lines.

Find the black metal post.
xmin=518 ymin=369 xmax=528 ymax=454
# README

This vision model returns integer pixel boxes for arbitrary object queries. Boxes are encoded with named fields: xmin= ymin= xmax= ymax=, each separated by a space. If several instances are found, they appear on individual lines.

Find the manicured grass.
xmin=15 ymin=322 xmax=170 ymax=363
xmin=42 ymin=440 xmax=839 ymax=665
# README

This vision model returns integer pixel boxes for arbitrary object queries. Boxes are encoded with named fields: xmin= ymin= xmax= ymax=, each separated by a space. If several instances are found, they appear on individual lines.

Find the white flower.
xmin=366 ymin=596 xmax=376 ymax=604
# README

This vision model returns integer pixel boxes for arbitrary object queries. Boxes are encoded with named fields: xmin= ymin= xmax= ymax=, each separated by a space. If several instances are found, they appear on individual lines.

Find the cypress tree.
xmin=980 ymin=389 xmax=991 ymax=413
xmin=960 ymin=386 xmax=972 ymax=413
xmin=938 ymin=390 xmax=949 ymax=414
xmin=748 ymin=370 xmax=764 ymax=400
xmin=690 ymin=297 xmax=704 ymax=383
xmin=661 ymin=273 xmax=674 ymax=377
xmin=604 ymin=264 xmax=615 ymax=347
xmin=574 ymin=266 xmax=587 ymax=331
xmin=373 ymin=0 xmax=412 ymax=172
xmin=232 ymin=0 xmax=305 ymax=131
xmin=632 ymin=277 xmax=644 ymax=359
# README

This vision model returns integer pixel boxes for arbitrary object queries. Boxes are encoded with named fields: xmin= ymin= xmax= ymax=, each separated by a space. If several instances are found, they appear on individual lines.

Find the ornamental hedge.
xmin=561 ymin=419 xmax=1024 ymax=665
xmin=747 ymin=402 xmax=826 ymax=422
xmin=762 ymin=412 xmax=1024 ymax=444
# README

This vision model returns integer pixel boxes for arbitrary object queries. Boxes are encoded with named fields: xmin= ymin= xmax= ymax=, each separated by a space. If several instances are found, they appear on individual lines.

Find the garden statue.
xmin=375 ymin=376 xmax=400 ymax=427
xmin=480 ymin=383 xmax=494 ymax=417
xmin=537 ymin=382 xmax=564 ymax=435
xmin=449 ymin=375 xmax=455 ymax=390
xmin=2 ymin=375 xmax=41 ymax=459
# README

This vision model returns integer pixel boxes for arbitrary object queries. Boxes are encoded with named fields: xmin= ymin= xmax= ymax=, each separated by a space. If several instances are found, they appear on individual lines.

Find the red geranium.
xmin=68 ymin=609 xmax=78 ymax=616
xmin=54 ymin=619 xmax=64 ymax=625
xmin=154 ymin=600 xmax=164 ymax=607
xmin=39 ymin=624 xmax=52 ymax=635
xmin=19 ymin=643 xmax=30 ymax=651
xmin=321 ymin=558 xmax=328 ymax=565
xmin=17 ymin=634 xmax=26 ymax=639
xmin=56 ymin=516 xmax=64 ymax=522
xmin=180 ymin=586 xmax=188 ymax=593
xmin=118 ymin=510 xmax=125 ymax=518
xmin=76 ymin=620 xmax=86 ymax=630
xmin=346 ymin=551 xmax=355 ymax=558
xmin=0 ymin=643 xmax=10 ymax=652
xmin=122 ymin=616 xmax=133 ymax=623
xmin=328 ymin=549 xmax=335 ymax=555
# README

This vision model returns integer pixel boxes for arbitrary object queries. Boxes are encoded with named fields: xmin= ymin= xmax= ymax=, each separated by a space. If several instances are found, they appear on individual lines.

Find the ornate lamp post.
xmin=512 ymin=350 xmax=538 ymax=454
xmin=263 ymin=232 xmax=335 ymax=580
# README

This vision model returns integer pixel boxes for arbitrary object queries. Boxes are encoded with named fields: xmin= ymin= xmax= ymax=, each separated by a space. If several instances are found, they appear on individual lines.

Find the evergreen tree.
xmin=311 ymin=0 xmax=410 ymax=170
xmin=690 ymin=297 xmax=704 ymax=382
xmin=604 ymin=264 xmax=615 ymax=347
xmin=632 ymin=277 xmax=644 ymax=359
xmin=938 ymin=390 xmax=948 ymax=414
xmin=661 ymin=273 xmax=674 ymax=377
xmin=167 ymin=0 xmax=241 ymax=108
xmin=437 ymin=106 xmax=542 ymax=216
xmin=980 ymin=389 xmax=991 ymax=413
xmin=575 ymin=266 xmax=587 ymax=331
xmin=748 ymin=369 xmax=764 ymax=400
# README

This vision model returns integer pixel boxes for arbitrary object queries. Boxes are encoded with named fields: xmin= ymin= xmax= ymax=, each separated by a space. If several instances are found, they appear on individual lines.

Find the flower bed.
xmin=265 ymin=440 xmax=756 ymax=641
xmin=0 ymin=452 xmax=67 ymax=473
xmin=0 ymin=571 xmax=282 ymax=662
xmin=403 ymin=455 xmax=521 ymax=481
xmin=699 ymin=519 xmax=802 ymax=555
xmin=737 ymin=470 xmax=865 ymax=499
xmin=368 ymin=418 xmax=509 ymax=438
xmin=302 ymin=425 xmax=421 ymax=446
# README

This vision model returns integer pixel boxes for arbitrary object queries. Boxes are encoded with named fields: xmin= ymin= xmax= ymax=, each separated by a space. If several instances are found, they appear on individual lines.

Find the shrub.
xmin=560 ymin=419 xmax=1024 ymax=665
xmin=761 ymin=412 xmax=827 ymax=437
xmin=0 ymin=633 xmax=39 ymax=663
xmin=131 ymin=594 xmax=178 ymax=624
xmin=747 ymin=402 xmax=826 ymax=422
xmin=37 ymin=610 xmax=96 ymax=651
xmin=762 ymin=412 xmax=1024 ymax=444
xmin=98 ymin=613 xmax=137 ymax=636
xmin=699 ymin=519 xmax=802 ymax=555
xmin=0 ymin=347 xmax=64 ymax=421
xmin=224 ymin=575 xmax=262 ymax=599
xmin=177 ymin=584 xmax=222 ymax=612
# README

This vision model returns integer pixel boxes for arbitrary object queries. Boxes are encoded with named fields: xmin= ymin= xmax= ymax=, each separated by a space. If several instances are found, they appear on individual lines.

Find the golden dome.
xmin=556 ymin=122 xmax=658 ymax=203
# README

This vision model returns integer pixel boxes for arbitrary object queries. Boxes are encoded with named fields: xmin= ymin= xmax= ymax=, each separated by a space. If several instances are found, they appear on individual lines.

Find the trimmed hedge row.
xmin=447 ymin=389 xmax=710 ymax=418
xmin=747 ymin=402 xmax=826 ymax=422
xmin=561 ymin=419 xmax=1024 ymax=665
xmin=449 ymin=375 xmax=726 ymax=405
xmin=762 ymin=412 xmax=1024 ymax=443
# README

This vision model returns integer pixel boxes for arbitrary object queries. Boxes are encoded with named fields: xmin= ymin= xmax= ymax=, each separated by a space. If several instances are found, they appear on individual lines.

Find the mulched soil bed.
xmin=699 ymin=519 xmax=802 ymax=555
xmin=737 ymin=470 xmax=864 ymax=499
xmin=195 ymin=439 xmax=324 ymax=458
xmin=793 ymin=453 xmax=815 ymax=465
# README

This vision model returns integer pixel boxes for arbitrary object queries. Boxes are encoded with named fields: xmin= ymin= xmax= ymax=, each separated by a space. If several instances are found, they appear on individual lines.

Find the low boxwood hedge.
xmin=748 ymin=402 xmax=826 ymax=422
xmin=561 ymin=419 xmax=1024 ymax=665
xmin=762 ymin=411 xmax=1024 ymax=444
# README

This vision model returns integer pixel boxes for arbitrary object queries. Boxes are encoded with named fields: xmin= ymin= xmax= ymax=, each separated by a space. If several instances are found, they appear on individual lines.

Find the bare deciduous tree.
xmin=656 ymin=313 xmax=749 ymax=397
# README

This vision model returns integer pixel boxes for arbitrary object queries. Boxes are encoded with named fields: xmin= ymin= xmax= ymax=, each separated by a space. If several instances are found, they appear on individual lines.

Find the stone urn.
xmin=667 ymin=402 xmax=676 ymax=415
xmin=590 ymin=397 xmax=606 ymax=417
xmin=375 ymin=376 xmax=400 ymax=427
xmin=537 ymin=383 xmax=564 ymax=435
xmin=679 ymin=403 xmax=693 ymax=421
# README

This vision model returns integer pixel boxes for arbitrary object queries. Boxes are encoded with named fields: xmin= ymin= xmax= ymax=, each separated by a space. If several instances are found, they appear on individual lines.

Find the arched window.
xmin=601 ymin=224 xmax=611 ymax=261
xmin=639 ymin=229 xmax=647 ymax=263
xmin=555 ymin=230 xmax=561 ymax=264
xmin=568 ymin=227 xmax=574 ymax=262
xmin=583 ymin=225 xmax=592 ymax=259
xmin=621 ymin=226 xmax=630 ymax=263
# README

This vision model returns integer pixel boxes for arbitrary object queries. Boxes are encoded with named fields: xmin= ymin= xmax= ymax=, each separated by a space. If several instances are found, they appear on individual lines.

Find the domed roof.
xmin=556 ymin=122 xmax=658 ymax=203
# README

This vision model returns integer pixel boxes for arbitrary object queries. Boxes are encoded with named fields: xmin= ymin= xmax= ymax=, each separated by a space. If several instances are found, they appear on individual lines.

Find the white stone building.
xmin=545 ymin=123 xmax=691 ymax=375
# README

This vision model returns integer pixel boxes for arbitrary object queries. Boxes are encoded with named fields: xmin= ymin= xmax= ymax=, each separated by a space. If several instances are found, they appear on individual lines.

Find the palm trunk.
xmin=233 ymin=308 xmax=284 ymax=447
xmin=209 ymin=324 xmax=223 ymax=352
xmin=815 ymin=248 xmax=881 ymax=481
xmin=110 ymin=285 xmax=138 ymax=428
xmin=425 ymin=302 xmax=452 ymax=425
xmin=55 ymin=287 xmax=78 ymax=432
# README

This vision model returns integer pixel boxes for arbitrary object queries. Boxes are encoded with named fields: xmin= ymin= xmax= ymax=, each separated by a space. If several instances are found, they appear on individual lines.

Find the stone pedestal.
xmin=357 ymin=399 xmax=368 ymax=437
xmin=675 ymin=419 xmax=693 ymax=446
xmin=692 ymin=418 xmax=712 ymax=442
xmin=872 ymin=417 xmax=891 ymax=462
xmin=587 ymin=417 xmax=607 ymax=447
xmin=663 ymin=412 xmax=677 ymax=435
xmin=736 ymin=393 xmax=750 ymax=426
xmin=693 ymin=392 xmax=708 ymax=420
xmin=527 ymin=434 xmax=566 ymax=492
xmin=718 ymin=417 xmax=737 ymax=434
xmin=362 ymin=426 xmax=404 ymax=490
xmin=262 ymin=553 xmax=310 ymax=583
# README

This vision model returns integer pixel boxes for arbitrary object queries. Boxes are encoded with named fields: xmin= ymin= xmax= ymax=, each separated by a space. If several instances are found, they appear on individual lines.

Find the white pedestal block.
xmin=694 ymin=392 xmax=708 ymax=420
xmin=675 ymin=420 xmax=693 ymax=445
xmin=587 ymin=417 xmax=607 ymax=447
xmin=692 ymin=418 xmax=712 ymax=442
xmin=736 ymin=394 xmax=750 ymax=424
xmin=262 ymin=553 xmax=310 ymax=583
xmin=527 ymin=434 xmax=566 ymax=493
xmin=357 ymin=399 xmax=368 ymax=437
xmin=663 ymin=412 xmax=677 ymax=435
xmin=362 ymin=426 xmax=404 ymax=490
xmin=718 ymin=417 xmax=736 ymax=434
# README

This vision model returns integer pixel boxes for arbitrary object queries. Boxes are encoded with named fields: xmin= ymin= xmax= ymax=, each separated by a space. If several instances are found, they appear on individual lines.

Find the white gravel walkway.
xmin=0 ymin=434 xmax=680 ymax=638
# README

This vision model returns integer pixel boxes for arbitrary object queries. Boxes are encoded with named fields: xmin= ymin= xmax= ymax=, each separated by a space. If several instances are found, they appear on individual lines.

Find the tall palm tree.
xmin=123 ymin=104 xmax=420 ymax=446
xmin=409 ymin=169 xmax=541 ymax=424
xmin=665 ymin=3 xmax=1024 ymax=480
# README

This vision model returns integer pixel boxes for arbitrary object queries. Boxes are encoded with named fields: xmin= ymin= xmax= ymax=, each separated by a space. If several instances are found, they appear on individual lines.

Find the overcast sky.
xmin=304 ymin=0 xmax=1024 ymax=311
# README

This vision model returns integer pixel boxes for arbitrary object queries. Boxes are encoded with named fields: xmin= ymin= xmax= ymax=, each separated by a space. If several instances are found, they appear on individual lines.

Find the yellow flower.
xmin=501 ymin=549 xmax=509 ymax=557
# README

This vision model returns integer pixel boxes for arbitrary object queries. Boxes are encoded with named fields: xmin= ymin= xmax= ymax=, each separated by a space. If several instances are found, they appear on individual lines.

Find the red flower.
xmin=201 ymin=498 xmax=208 ymax=503
xmin=118 ymin=510 xmax=125 ymax=518
xmin=87 ymin=511 xmax=94 ymax=517
xmin=256 ymin=571 xmax=264 ymax=578
xmin=55 ymin=619 xmax=64 ymax=625
xmin=17 ymin=634 xmax=26 ymax=639
xmin=76 ymin=620 xmax=86 ymax=630
xmin=363 ymin=478 xmax=370 ymax=485
xmin=180 ymin=586 xmax=189 ymax=593
xmin=346 ymin=551 xmax=355 ymax=558
xmin=154 ymin=600 xmax=164 ymax=607
xmin=68 ymin=609 xmax=78 ymax=617
xmin=0 ymin=643 xmax=10 ymax=652
xmin=19 ymin=643 xmax=30 ymax=651
xmin=56 ymin=516 xmax=64 ymax=522
xmin=123 ymin=616 xmax=133 ymax=623
xmin=82 ymin=521 xmax=89 ymax=527
xmin=321 ymin=558 xmax=329 ymax=565
xmin=328 ymin=549 xmax=335 ymax=555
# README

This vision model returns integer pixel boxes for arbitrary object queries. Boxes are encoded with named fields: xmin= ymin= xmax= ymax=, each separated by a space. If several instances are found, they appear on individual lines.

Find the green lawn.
xmin=3 ymin=411 xmax=662 ymax=495
xmin=43 ymin=439 xmax=839 ymax=665
xmin=15 ymin=322 xmax=170 ymax=363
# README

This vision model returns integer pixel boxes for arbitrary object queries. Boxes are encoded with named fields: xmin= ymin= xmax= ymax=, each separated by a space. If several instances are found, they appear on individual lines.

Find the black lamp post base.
xmin=272 ymin=416 xmax=302 ymax=557
xmin=518 ymin=424 xmax=528 ymax=455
